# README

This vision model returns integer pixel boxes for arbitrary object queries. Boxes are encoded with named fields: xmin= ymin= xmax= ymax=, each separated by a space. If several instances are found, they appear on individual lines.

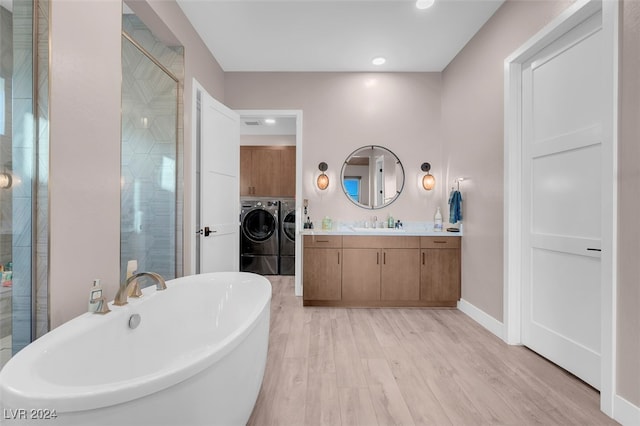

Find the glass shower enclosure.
xmin=0 ymin=0 xmax=49 ymax=369
xmin=120 ymin=13 xmax=182 ymax=284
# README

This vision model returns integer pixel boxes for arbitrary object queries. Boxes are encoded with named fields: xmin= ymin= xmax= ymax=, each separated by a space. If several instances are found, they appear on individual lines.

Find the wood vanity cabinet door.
xmin=303 ymin=248 xmax=342 ymax=301
xmin=420 ymin=248 xmax=461 ymax=303
xmin=381 ymin=249 xmax=420 ymax=301
xmin=342 ymin=248 xmax=381 ymax=301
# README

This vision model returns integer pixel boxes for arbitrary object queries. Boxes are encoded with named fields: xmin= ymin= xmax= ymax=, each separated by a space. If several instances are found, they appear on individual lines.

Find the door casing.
xmin=235 ymin=109 xmax=304 ymax=295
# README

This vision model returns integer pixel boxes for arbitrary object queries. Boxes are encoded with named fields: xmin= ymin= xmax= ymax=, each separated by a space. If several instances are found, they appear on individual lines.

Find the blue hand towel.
xmin=448 ymin=190 xmax=463 ymax=224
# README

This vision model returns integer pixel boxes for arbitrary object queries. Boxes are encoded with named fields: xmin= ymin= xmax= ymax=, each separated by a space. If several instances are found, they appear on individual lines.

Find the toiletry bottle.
xmin=434 ymin=207 xmax=443 ymax=232
xmin=88 ymin=279 xmax=103 ymax=312
xmin=322 ymin=216 xmax=332 ymax=230
xmin=1 ymin=262 xmax=11 ymax=287
xmin=388 ymin=214 xmax=394 ymax=228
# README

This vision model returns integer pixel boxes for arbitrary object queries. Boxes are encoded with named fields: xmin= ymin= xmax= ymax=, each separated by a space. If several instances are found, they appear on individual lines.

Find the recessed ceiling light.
xmin=372 ymin=57 xmax=386 ymax=66
xmin=264 ymin=118 xmax=276 ymax=125
xmin=416 ymin=0 xmax=435 ymax=10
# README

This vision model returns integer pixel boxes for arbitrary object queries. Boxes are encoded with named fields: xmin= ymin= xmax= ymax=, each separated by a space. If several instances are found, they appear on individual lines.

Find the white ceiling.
xmin=176 ymin=0 xmax=505 ymax=72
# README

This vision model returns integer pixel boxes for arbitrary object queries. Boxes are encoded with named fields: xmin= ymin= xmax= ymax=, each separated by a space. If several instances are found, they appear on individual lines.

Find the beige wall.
xmin=49 ymin=0 xmax=123 ymax=327
xmin=225 ymin=72 xmax=444 ymax=224
xmin=49 ymin=0 xmax=223 ymax=327
xmin=617 ymin=0 xmax=640 ymax=407
xmin=440 ymin=0 xmax=572 ymax=322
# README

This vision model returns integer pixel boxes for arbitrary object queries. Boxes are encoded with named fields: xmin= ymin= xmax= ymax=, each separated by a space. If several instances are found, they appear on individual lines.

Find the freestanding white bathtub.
xmin=0 ymin=272 xmax=271 ymax=426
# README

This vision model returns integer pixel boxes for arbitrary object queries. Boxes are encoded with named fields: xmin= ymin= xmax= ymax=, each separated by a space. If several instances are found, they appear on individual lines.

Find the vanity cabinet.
xmin=303 ymin=236 xmax=342 ymax=301
xmin=336 ymin=236 xmax=420 ymax=304
xmin=240 ymin=146 xmax=295 ymax=197
xmin=302 ymin=234 xmax=460 ymax=307
xmin=381 ymin=248 xmax=421 ymax=301
xmin=341 ymin=247 xmax=420 ymax=302
xmin=420 ymin=237 xmax=461 ymax=306
xmin=342 ymin=248 xmax=381 ymax=301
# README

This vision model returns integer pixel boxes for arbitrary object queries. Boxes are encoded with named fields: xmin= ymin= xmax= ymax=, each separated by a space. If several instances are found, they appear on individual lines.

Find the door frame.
xmin=503 ymin=0 xmax=617 ymax=416
xmin=188 ymin=79 xmax=207 ymax=276
xmin=188 ymin=79 xmax=241 ymax=275
xmin=235 ymin=109 xmax=304 ymax=295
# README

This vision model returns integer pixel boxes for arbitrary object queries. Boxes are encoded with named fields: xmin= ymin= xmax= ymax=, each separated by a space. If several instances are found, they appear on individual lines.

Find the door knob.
xmin=197 ymin=226 xmax=215 ymax=236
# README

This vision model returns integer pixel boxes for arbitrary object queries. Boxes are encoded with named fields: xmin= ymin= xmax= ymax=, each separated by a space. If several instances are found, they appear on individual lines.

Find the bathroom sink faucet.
xmin=113 ymin=272 xmax=167 ymax=306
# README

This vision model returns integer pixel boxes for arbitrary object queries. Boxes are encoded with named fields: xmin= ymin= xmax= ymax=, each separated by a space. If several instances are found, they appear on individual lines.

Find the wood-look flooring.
xmin=248 ymin=276 xmax=617 ymax=426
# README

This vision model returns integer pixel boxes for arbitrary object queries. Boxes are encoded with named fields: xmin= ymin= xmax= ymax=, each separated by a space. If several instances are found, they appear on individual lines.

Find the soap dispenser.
xmin=387 ymin=214 xmax=394 ymax=229
xmin=434 ymin=207 xmax=443 ymax=232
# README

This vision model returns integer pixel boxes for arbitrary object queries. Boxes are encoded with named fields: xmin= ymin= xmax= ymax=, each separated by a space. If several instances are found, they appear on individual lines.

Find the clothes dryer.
xmin=279 ymin=198 xmax=296 ymax=276
xmin=240 ymin=199 xmax=279 ymax=275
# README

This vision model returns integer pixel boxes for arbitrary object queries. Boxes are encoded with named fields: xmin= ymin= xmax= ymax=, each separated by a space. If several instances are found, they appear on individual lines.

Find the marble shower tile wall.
xmin=0 ymin=5 xmax=13 ymax=346
xmin=121 ymin=14 xmax=184 ymax=282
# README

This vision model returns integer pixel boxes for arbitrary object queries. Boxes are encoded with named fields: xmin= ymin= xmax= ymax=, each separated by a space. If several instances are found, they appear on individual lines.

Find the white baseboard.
xmin=457 ymin=298 xmax=505 ymax=341
xmin=615 ymin=394 xmax=640 ymax=426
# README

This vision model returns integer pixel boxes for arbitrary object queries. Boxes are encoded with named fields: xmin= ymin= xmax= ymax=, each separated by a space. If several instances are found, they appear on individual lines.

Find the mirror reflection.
xmin=341 ymin=145 xmax=405 ymax=209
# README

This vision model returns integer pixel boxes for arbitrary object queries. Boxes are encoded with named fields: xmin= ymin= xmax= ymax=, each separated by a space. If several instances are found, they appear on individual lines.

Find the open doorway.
xmin=236 ymin=110 xmax=303 ymax=295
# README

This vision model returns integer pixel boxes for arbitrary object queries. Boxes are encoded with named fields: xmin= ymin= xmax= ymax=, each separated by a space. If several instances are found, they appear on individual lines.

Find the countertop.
xmin=300 ymin=222 xmax=463 ymax=237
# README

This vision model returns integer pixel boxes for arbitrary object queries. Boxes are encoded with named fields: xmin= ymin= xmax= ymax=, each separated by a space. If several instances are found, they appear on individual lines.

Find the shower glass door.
xmin=1 ymin=0 xmax=49 ymax=369
xmin=120 ymin=31 xmax=179 ymax=283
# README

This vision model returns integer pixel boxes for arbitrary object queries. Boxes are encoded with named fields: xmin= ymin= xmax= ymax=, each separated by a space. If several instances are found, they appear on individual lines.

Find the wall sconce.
xmin=0 ymin=172 xmax=12 ymax=189
xmin=421 ymin=163 xmax=435 ymax=191
xmin=317 ymin=162 xmax=329 ymax=190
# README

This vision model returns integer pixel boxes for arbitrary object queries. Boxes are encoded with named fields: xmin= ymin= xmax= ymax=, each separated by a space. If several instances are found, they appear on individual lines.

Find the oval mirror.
xmin=341 ymin=145 xmax=405 ymax=209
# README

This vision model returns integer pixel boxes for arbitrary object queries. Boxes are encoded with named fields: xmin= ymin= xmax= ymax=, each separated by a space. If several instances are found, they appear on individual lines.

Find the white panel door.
xmin=521 ymin=11 xmax=603 ymax=389
xmin=199 ymin=89 xmax=240 ymax=273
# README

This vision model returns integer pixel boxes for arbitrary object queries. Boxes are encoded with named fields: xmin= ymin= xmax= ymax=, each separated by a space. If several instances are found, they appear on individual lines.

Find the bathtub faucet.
xmin=113 ymin=272 xmax=167 ymax=306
